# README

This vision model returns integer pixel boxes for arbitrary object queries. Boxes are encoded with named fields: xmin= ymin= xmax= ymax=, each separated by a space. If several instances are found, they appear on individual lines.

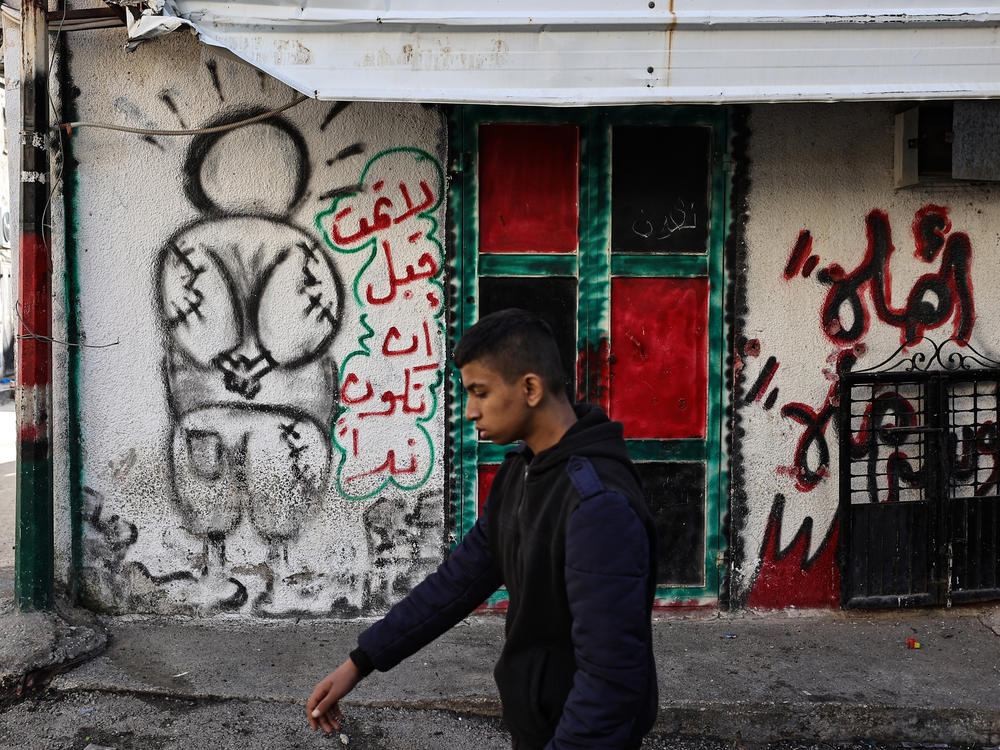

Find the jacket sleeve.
xmin=354 ymin=505 xmax=503 ymax=675
xmin=549 ymin=492 xmax=652 ymax=749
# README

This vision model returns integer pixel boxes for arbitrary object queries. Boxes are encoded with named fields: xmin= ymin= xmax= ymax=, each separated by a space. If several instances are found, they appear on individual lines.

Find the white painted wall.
xmin=738 ymin=102 xmax=1000 ymax=606
xmin=58 ymin=28 xmax=448 ymax=615
xmin=50 ymin=24 xmax=1000 ymax=616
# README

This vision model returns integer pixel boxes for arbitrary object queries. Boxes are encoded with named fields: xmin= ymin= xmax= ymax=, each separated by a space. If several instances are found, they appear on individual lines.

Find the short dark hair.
xmin=454 ymin=308 xmax=569 ymax=397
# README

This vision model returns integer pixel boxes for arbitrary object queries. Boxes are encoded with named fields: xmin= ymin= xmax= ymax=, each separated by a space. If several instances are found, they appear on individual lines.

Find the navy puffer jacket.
xmin=352 ymin=404 xmax=658 ymax=749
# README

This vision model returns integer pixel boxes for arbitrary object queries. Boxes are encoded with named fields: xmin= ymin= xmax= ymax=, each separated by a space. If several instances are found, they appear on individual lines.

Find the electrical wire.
xmin=58 ymin=93 xmax=311 ymax=137
xmin=16 ymin=301 xmax=120 ymax=348
xmin=15 ymin=10 xmax=310 ymax=352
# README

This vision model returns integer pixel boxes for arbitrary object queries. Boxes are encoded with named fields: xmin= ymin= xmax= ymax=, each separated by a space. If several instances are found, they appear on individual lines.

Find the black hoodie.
xmin=353 ymin=404 xmax=658 ymax=749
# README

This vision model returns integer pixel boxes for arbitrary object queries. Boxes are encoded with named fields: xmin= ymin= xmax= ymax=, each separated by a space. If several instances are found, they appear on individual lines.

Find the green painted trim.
xmin=455 ymin=113 xmax=482 ymax=543
xmin=63 ymin=145 xmax=84 ymax=600
xmin=610 ymin=254 xmax=708 ymax=278
xmin=486 ymin=589 xmax=509 ymax=607
xmin=447 ymin=106 xmax=466 ymax=549
xmin=477 ymin=442 xmax=516 ymax=464
xmin=627 ymin=440 xmax=706 ymax=462
xmin=15 ymin=455 xmax=54 ymax=609
xmin=714 ymin=111 xmax=734 ymax=601
xmin=478 ymin=253 xmax=577 ymax=277
xmin=459 ymin=106 xmax=586 ymax=127
xmin=579 ymin=113 xmax=611 ymax=404
xmin=700 ymin=112 xmax=731 ymax=596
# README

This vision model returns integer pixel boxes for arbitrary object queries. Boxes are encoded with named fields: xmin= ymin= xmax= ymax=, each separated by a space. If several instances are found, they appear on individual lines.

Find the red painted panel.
xmin=478 ymin=123 xmax=579 ymax=253
xmin=18 ymin=231 xmax=52 ymax=389
xmin=747 ymin=513 xmax=840 ymax=610
xmin=610 ymin=278 xmax=708 ymax=439
xmin=477 ymin=464 xmax=500 ymax=516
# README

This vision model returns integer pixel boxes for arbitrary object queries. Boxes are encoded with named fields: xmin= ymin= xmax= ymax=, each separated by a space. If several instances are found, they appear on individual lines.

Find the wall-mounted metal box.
xmin=896 ymin=101 xmax=1000 ymax=188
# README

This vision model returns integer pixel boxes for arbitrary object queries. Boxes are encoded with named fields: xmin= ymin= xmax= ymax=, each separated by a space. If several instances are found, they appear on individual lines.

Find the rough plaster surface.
xmin=738 ymin=103 xmax=1000 ymax=604
xmin=56 ymin=29 xmax=448 ymax=616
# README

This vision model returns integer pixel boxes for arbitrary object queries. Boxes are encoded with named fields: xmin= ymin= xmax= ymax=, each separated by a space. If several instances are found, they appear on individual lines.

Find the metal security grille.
xmin=839 ymin=338 xmax=1000 ymax=608
xmin=945 ymin=375 xmax=1000 ymax=602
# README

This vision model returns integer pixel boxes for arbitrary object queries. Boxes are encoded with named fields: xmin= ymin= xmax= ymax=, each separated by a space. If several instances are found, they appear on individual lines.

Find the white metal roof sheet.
xmin=145 ymin=1 xmax=1000 ymax=104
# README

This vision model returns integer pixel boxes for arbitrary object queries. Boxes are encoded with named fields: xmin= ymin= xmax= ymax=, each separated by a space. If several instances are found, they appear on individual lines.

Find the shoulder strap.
xmin=567 ymin=455 xmax=606 ymax=500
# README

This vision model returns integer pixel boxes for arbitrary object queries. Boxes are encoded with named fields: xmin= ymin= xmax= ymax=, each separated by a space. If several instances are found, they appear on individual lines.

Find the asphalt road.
xmin=0 ymin=690 xmax=993 ymax=750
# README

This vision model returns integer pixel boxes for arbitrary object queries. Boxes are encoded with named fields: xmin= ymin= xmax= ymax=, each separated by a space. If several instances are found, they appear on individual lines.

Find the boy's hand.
xmin=307 ymin=658 xmax=362 ymax=733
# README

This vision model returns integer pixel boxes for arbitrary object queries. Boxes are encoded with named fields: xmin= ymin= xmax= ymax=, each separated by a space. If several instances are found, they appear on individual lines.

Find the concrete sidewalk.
xmin=2 ymin=573 xmax=999 ymax=746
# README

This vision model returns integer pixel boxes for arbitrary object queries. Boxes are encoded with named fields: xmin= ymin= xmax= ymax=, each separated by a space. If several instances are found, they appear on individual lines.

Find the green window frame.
xmin=448 ymin=106 xmax=730 ymax=606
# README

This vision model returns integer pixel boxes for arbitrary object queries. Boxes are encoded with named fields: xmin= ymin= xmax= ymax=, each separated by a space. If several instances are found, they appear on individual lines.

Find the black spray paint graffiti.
xmin=741 ymin=205 xmax=980 ymax=597
xmin=157 ymin=109 xmax=344 ymax=546
xmin=777 ymin=348 xmax=860 ymax=492
xmin=764 ymin=204 xmax=977 ymax=494
xmin=846 ymin=377 xmax=999 ymax=505
xmin=951 ymin=421 xmax=1000 ymax=496
xmin=80 ymin=487 xmax=248 ymax=614
xmin=817 ymin=205 xmax=975 ymax=347
xmin=81 ymin=484 xmax=441 ymax=615
xmin=363 ymin=489 xmax=443 ymax=609
xmin=846 ymin=388 xmax=922 ymax=503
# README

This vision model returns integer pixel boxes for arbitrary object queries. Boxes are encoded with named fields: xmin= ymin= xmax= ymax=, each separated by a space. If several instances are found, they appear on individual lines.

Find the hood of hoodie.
xmin=520 ymin=403 xmax=639 ymax=483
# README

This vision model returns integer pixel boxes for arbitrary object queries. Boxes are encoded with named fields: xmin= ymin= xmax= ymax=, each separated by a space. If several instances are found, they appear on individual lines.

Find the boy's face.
xmin=460 ymin=358 xmax=532 ymax=445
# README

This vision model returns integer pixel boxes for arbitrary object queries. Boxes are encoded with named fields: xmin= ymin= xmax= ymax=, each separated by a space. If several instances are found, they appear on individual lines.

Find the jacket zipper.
xmin=513 ymin=461 xmax=529 ymax=593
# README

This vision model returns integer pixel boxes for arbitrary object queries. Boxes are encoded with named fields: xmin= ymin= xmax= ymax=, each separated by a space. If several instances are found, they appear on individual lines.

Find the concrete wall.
xmin=46 ymin=25 xmax=1000 ymax=616
xmin=58 ymin=29 xmax=448 ymax=615
xmin=736 ymin=103 xmax=1000 ymax=607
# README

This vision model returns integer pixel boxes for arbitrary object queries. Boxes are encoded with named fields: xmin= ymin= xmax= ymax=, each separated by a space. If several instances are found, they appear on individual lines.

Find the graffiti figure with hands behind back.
xmin=307 ymin=308 xmax=659 ymax=749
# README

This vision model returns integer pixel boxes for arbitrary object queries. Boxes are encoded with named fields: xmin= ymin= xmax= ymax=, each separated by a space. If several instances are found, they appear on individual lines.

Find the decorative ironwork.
xmin=851 ymin=336 xmax=1000 ymax=376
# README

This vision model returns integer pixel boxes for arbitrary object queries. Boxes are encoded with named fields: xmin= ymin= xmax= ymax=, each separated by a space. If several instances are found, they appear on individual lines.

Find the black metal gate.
xmin=839 ymin=338 xmax=1000 ymax=608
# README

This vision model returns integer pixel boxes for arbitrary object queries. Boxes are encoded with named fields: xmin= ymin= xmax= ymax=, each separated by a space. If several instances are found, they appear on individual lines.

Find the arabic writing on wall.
xmin=744 ymin=203 xmax=978 ymax=607
xmin=316 ymin=148 xmax=445 ymax=499
xmin=816 ymin=205 xmax=974 ymax=347
xmin=776 ymin=204 xmax=975 ymax=493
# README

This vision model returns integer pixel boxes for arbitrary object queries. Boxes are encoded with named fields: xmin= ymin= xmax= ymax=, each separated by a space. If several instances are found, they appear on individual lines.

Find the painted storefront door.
xmin=450 ymin=107 xmax=729 ymax=606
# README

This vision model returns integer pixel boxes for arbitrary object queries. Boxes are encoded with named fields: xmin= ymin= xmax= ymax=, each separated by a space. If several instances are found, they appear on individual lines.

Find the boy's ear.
xmin=521 ymin=372 xmax=545 ymax=407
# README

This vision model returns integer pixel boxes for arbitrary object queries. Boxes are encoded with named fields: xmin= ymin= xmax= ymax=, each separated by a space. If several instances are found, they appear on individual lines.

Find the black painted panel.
xmin=951 ymin=495 xmax=1000 ymax=593
xmin=611 ymin=126 xmax=711 ymax=254
xmin=636 ymin=461 xmax=705 ymax=586
xmin=478 ymin=276 xmax=578 ymax=398
xmin=848 ymin=501 xmax=930 ymax=601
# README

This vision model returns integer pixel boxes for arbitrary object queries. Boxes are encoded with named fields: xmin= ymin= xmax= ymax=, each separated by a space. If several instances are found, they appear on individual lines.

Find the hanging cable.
xmin=57 ymin=93 xmax=311 ymax=137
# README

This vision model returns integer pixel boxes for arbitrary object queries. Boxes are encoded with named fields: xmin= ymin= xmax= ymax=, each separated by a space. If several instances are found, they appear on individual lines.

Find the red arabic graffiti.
xmin=330 ymin=178 xmax=436 ymax=246
xmin=317 ymin=148 xmax=445 ymax=498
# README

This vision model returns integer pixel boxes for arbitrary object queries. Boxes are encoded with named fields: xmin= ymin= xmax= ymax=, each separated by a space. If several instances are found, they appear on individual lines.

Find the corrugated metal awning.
xmin=139 ymin=1 xmax=1000 ymax=105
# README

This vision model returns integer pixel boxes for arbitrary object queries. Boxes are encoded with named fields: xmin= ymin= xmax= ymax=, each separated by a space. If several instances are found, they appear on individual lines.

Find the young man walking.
xmin=308 ymin=308 xmax=658 ymax=749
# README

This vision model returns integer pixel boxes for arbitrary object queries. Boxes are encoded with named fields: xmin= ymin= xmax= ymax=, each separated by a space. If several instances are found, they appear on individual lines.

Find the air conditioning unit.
xmin=895 ymin=101 xmax=1000 ymax=188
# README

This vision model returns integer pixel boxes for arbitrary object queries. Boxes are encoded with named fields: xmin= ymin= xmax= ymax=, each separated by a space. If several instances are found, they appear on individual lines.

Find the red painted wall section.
xmin=748 ymin=514 xmax=840 ymax=609
xmin=478 ymin=123 xmax=579 ymax=253
xmin=609 ymin=277 xmax=708 ymax=439
xmin=477 ymin=464 xmax=500 ymax=516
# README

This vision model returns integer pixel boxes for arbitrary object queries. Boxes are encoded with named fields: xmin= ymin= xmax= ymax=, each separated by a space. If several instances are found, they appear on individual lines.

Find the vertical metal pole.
xmin=14 ymin=0 xmax=53 ymax=611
